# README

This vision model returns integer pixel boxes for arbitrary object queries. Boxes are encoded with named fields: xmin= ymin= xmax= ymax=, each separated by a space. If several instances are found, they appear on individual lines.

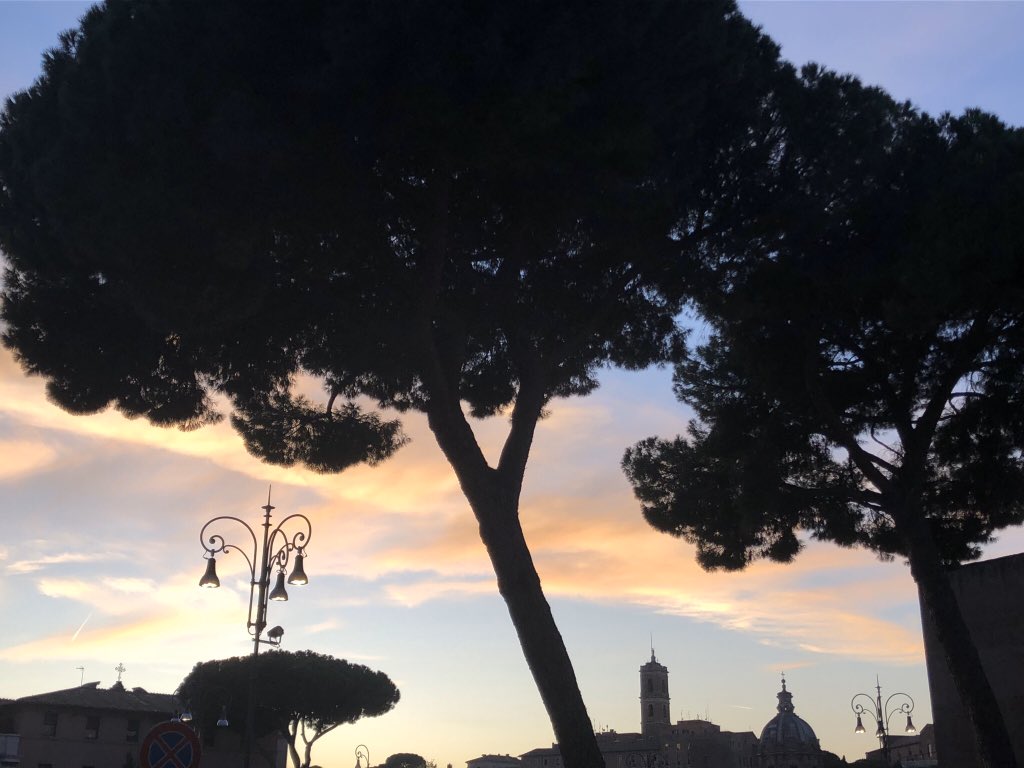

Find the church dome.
xmin=758 ymin=677 xmax=822 ymax=767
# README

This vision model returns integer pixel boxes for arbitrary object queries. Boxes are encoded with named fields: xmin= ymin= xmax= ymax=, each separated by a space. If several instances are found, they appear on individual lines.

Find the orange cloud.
xmin=1 ymin=343 xmax=929 ymax=669
xmin=0 ymin=439 xmax=58 ymax=480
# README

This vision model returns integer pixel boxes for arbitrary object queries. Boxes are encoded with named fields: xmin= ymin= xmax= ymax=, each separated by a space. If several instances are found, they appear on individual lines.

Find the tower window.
xmin=648 ymin=704 xmax=653 ymax=717
xmin=647 ymin=678 xmax=653 ymax=693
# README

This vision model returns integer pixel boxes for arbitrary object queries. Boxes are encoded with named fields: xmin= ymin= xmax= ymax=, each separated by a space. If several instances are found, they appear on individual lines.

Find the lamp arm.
xmin=884 ymin=692 xmax=914 ymax=727
xmin=266 ymin=513 xmax=313 ymax=570
xmin=199 ymin=516 xmax=262 ymax=634
xmin=200 ymin=516 xmax=259 ymax=575
xmin=850 ymin=693 xmax=879 ymax=721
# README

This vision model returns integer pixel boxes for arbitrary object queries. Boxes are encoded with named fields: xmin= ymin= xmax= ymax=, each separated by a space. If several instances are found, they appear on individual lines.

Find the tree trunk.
xmin=477 ymin=482 xmax=604 ymax=768
xmin=425 ymin=409 xmax=605 ymax=768
xmin=900 ymin=512 xmax=1018 ymax=768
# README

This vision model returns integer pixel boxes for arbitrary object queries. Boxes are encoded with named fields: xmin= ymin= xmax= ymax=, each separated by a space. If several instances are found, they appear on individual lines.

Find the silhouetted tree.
xmin=623 ymin=67 xmax=1024 ymax=768
xmin=177 ymin=651 xmax=399 ymax=768
xmin=0 ymin=2 xmax=782 ymax=765
xmin=385 ymin=753 xmax=426 ymax=768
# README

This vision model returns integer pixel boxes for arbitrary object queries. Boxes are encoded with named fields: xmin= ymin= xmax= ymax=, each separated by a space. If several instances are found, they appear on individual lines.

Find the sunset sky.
xmin=1 ymin=2 xmax=1023 ymax=766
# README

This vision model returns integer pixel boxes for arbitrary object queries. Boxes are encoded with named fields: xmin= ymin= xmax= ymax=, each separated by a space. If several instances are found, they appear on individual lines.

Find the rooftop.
xmin=3 ymin=681 xmax=178 ymax=714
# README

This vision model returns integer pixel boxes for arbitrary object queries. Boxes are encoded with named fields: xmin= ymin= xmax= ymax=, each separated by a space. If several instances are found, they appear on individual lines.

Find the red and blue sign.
xmin=139 ymin=721 xmax=202 ymax=768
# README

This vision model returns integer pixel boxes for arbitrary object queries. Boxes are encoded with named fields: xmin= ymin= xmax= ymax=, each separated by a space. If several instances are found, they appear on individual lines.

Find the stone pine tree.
xmin=0 ymin=2 xmax=781 ymax=764
xmin=623 ymin=66 xmax=1024 ymax=768
xmin=178 ymin=651 xmax=399 ymax=768
xmin=384 ymin=754 xmax=427 ymax=768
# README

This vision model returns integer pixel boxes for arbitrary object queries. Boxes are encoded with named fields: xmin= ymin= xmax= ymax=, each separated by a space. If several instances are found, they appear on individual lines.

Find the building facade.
xmin=864 ymin=724 xmax=937 ymax=767
xmin=467 ymin=755 xmax=523 ymax=768
xmin=919 ymin=552 xmax=1024 ymax=767
xmin=0 ymin=680 xmax=284 ymax=768
xmin=519 ymin=652 xmax=757 ymax=768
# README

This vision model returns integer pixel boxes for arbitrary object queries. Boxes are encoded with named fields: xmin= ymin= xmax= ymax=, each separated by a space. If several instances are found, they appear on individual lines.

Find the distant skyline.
xmin=1 ymin=1 xmax=1022 ymax=766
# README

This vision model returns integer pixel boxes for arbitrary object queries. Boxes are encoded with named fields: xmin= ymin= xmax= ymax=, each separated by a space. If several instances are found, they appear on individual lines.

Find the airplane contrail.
xmin=71 ymin=612 xmax=92 ymax=642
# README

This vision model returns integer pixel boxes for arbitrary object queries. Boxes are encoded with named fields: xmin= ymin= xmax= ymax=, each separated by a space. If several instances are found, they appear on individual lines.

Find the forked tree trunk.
xmin=413 ymin=182 xmax=603 ymax=766
xmin=425 ymin=406 xmax=606 ymax=768
xmin=900 ymin=512 xmax=1018 ymax=768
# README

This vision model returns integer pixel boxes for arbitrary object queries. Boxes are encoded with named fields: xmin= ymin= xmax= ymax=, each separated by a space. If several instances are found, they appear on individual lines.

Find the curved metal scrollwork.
xmin=197 ymin=488 xmax=312 ymax=653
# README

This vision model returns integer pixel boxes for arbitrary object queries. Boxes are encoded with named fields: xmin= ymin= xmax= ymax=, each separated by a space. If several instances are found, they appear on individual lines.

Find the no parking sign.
xmin=139 ymin=721 xmax=202 ymax=768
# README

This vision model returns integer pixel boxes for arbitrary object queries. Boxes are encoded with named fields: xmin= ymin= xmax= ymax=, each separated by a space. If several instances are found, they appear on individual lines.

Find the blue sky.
xmin=1 ymin=2 xmax=1022 ymax=765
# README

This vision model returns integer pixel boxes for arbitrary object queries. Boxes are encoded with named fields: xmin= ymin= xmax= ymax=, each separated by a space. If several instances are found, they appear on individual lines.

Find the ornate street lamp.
xmin=355 ymin=743 xmax=371 ymax=768
xmin=198 ymin=489 xmax=312 ymax=768
xmin=198 ymin=488 xmax=312 ymax=655
xmin=851 ymin=676 xmax=916 ymax=765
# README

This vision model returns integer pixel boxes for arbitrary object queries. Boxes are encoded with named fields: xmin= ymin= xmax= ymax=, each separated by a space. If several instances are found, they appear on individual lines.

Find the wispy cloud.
xmin=102 ymin=577 xmax=157 ymax=594
xmin=384 ymin=577 xmax=496 ymax=607
xmin=305 ymin=620 xmax=340 ymax=634
xmin=8 ymin=552 xmax=118 ymax=574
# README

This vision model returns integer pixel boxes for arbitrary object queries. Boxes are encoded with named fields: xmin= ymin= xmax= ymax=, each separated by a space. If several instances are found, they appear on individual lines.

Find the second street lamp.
xmin=851 ymin=676 xmax=916 ymax=765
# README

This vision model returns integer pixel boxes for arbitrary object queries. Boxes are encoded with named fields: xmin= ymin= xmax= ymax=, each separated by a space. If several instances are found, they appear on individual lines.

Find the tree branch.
xmin=803 ymin=352 xmax=894 ymax=493
xmin=412 ymin=171 xmax=495 ymax=484
xmin=496 ymin=350 xmax=547 ymax=485
xmin=868 ymin=427 xmax=899 ymax=461
xmin=781 ymin=480 xmax=883 ymax=510
xmin=907 ymin=315 xmax=991 ymax=469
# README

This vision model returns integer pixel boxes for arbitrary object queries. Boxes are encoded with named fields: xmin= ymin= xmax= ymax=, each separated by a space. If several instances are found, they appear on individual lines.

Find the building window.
xmin=648 ymin=704 xmax=653 ymax=717
xmin=85 ymin=715 xmax=100 ymax=740
xmin=42 ymin=712 xmax=58 ymax=737
xmin=126 ymin=718 xmax=140 ymax=742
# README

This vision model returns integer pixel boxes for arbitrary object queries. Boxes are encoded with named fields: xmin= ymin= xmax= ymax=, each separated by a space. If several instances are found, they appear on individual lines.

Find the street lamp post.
xmin=198 ymin=489 xmax=312 ymax=768
xmin=355 ymin=744 xmax=371 ymax=768
xmin=851 ymin=676 xmax=917 ymax=765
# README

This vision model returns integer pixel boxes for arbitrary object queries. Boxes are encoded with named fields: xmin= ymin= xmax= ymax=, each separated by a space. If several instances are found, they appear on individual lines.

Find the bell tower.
xmin=639 ymin=646 xmax=670 ymax=736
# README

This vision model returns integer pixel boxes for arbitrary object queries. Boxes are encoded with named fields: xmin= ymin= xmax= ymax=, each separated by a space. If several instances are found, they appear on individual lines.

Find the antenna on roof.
xmin=76 ymin=666 xmax=84 ymax=686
